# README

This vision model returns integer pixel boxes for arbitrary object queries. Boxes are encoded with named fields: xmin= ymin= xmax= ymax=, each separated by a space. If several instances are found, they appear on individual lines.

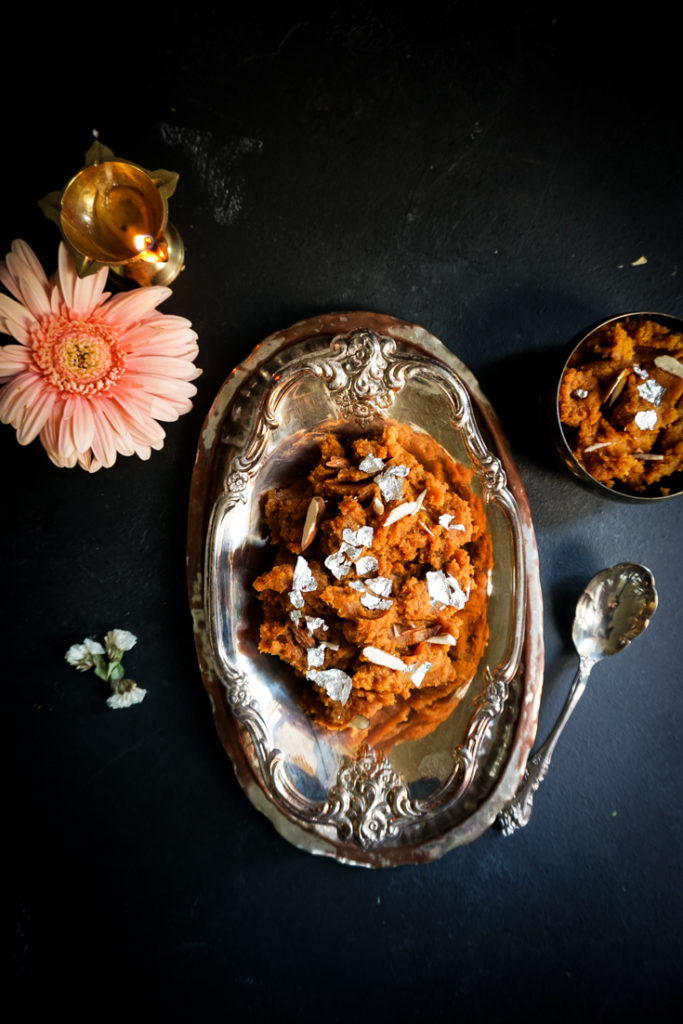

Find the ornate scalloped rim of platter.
xmin=187 ymin=312 xmax=544 ymax=867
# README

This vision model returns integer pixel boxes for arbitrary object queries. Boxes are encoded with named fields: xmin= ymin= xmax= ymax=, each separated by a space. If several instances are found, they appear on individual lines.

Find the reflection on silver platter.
xmin=187 ymin=312 xmax=544 ymax=866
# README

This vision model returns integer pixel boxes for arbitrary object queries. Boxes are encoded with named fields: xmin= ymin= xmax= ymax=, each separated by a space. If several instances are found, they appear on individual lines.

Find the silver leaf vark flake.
xmin=376 ymin=465 xmax=410 ymax=502
xmin=306 ymin=668 xmax=353 ymax=704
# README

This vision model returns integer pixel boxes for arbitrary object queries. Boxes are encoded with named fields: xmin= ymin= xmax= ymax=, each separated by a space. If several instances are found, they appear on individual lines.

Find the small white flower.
xmin=66 ymin=629 xmax=146 ymax=705
xmin=65 ymin=638 xmax=105 ymax=670
xmin=106 ymin=680 xmax=147 ymax=709
xmin=104 ymin=629 xmax=138 ymax=659
xmin=84 ymin=637 xmax=106 ymax=655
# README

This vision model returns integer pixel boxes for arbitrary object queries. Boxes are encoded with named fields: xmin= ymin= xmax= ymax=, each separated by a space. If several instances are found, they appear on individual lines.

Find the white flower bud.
xmin=106 ymin=679 xmax=147 ymax=709
xmin=65 ymin=638 xmax=104 ymax=670
xmin=104 ymin=629 xmax=138 ymax=659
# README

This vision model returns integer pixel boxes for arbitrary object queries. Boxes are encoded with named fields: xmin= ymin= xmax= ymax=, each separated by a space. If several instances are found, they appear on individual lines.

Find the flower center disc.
xmin=34 ymin=316 xmax=124 ymax=395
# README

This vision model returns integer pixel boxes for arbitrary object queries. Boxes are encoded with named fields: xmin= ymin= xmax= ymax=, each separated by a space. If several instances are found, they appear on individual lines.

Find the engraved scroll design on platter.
xmin=319 ymin=746 xmax=421 ymax=848
xmin=311 ymin=328 xmax=401 ymax=423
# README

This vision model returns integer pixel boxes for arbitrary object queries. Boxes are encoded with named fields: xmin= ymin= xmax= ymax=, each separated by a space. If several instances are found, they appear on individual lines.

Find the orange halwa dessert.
xmin=558 ymin=318 xmax=683 ymax=493
xmin=253 ymin=423 xmax=492 ymax=749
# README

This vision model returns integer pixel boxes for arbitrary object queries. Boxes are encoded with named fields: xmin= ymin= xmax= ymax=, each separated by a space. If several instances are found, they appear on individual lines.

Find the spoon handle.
xmin=497 ymin=655 xmax=594 ymax=835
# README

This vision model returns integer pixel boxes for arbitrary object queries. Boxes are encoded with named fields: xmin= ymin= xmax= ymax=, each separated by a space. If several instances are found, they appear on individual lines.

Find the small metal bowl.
xmin=551 ymin=312 xmax=683 ymax=503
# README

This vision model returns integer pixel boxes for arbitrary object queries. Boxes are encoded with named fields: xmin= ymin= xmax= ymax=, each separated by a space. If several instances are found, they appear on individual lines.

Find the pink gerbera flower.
xmin=0 ymin=239 xmax=201 ymax=471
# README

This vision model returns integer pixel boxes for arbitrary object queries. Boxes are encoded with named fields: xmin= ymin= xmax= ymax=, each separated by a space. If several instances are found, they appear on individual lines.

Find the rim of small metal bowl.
xmin=553 ymin=311 xmax=683 ymax=503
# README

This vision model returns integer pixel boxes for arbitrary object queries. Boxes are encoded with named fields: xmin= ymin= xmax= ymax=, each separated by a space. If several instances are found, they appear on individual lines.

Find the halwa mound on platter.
xmin=253 ymin=423 xmax=493 ymax=750
xmin=558 ymin=317 xmax=683 ymax=493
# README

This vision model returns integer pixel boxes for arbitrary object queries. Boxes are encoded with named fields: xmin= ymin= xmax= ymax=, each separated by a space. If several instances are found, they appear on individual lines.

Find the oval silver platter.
xmin=187 ymin=311 xmax=544 ymax=867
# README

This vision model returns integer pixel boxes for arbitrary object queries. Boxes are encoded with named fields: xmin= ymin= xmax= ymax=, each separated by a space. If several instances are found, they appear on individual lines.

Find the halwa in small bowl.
xmin=553 ymin=312 xmax=683 ymax=502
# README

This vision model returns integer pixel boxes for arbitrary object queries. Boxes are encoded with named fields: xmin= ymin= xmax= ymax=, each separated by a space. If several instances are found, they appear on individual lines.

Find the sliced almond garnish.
xmin=454 ymin=680 xmax=471 ymax=700
xmin=418 ymin=520 xmax=434 ymax=537
xmin=584 ymin=442 xmax=612 ymax=453
xmin=426 ymin=634 xmax=457 ymax=645
xmin=438 ymin=513 xmax=466 ymax=532
xmin=372 ymin=496 xmax=385 ymax=516
xmin=382 ymin=488 xmax=427 ymax=528
xmin=349 ymin=714 xmax=370 ymax=730
xmin=325 ymin=456 xmax=350 ymax=468
xmin=410 ymin=661 xmax=432 ymax=687
xmin=382 ymin=502 xmax=414 ymax=528
xmin=393 ymin=626 xmax=439 ymax=647
xmin=654 ymin=354 xmax=683 ymax=380
xmin=631 ymin=452 xmax=664 ymax=460
xmin=605 ymin=368 xmax=630 ymax=406
xmin=324 ymin=480 xmax=376 ymax=500
xmin=361 ymin=646 xmax=408 ymax=672
xmin=301 ymin=497 xmax=325 ymax=551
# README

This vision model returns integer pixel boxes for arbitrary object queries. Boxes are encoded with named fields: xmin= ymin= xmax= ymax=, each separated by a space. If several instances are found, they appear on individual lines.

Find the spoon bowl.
xmin=573 ymin=563 xmax=658 ymax=662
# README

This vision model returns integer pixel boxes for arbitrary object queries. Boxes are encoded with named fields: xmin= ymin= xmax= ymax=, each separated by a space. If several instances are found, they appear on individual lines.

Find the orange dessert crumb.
xmin=253 ymin=423 xmax=492 ymax=749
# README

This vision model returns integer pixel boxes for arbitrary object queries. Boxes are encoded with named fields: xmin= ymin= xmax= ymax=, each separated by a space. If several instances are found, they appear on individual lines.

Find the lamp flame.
xmin=133 ymin=233 xmax=155 ymax=253
xmin=133 ymin=233 xmax=168 ymax=264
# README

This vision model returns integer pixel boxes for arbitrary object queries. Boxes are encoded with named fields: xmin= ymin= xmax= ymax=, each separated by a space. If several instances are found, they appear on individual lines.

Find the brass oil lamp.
xmin=40 ymin=140 xmax=185 ymax=287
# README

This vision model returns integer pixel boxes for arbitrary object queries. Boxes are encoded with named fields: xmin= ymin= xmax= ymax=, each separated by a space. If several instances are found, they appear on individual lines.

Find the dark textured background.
xmin=5 ymin=4 xmax=682 ymax=1021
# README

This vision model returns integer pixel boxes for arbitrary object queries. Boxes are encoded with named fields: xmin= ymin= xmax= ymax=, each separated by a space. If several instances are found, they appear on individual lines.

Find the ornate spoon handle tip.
xmin=497 ymin=656 xmax=593 ymax=835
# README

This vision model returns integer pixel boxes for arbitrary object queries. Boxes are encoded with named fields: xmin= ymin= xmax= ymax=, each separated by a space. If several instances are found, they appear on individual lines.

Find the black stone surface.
xmin=5 ymin=5 xmax=682 ymax=1021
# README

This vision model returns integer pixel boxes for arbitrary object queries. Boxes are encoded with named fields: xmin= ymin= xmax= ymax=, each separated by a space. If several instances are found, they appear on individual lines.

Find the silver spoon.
xmin=497 ymin=562 xmax=658 ymax=835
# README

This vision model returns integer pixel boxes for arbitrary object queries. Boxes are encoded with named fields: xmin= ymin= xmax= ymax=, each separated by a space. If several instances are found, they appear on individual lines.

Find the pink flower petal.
xmin=57 ymin=397 xmax=78 ymax=458
xmin=124 ymin=335 xmax=200 ymax=359
xmin=125 ymin=355 xmax=202 ymax=380
xmin=132 ymin=442 xmax=153 ymax=460
xmin=0 ymin=371 xmax=42 ymax=424
xmin=96 ymin=396 xmax=133 ymax=437
xmin=128 ymin=376 xmax=199 ymax=403
xmin=0 ymin=292 xmax=36 ymax=340
xmin=16 ymin=386 xmax=57 ymax=445
xmin=98 ymin=286 xmax=172 ymax=326
xmin=147 ymin=313 xmax=195 ymax=330
xmin=14 ymin=269 xmax=52 ymax=319
xmin=71 ymin=262 xmax=109 ymax=316
xmin=96 ymin=397 xmax=138 ymax=456
xmin=0 ymin=343 xmax=32 ymax=381
xmin=128 ymin=423 xmax=166 ymax=449
xmin=2 ymin=242 xmax=50 ymax=310
xmin=39 ymin=427 xmax=62 ymax=466
xmin=90 ymin=407 xmax=118 ymax=468
xmin=42 ymin=437 xmax=79 ymax=468
xmin=121 ymin=335 xmax=199 ymax=363
xmin=71 ymin=398 xmax=95 ymax=452
xmin=116 ymin=437 xmax=136 ymax=456
xmin=0 ymin=263 xmax=23 ymax=302
xmin=108 ymin=394 xmax=166 ymax=446
xmin=121 ymin=386 xmax=193 ymax=421
xmin=57 ymin=243 xmax=76 ymax=308
xmin=12 ymin=240 xmax=49 ymax=288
